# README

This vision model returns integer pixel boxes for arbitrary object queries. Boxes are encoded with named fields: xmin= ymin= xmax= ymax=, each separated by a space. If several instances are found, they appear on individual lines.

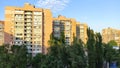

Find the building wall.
xmin=102 ymin=27 xmax=120 ymax=46
xmin=5 ymin=7 xmax=14 ymax=45
xmin=0 ymin=21 xmax=4 ymax=45
xmin=53 ymin=15 xmax=76 ymax=45
xmin=76 ymin=22 xmax=80 ymax=39
xmin=5 ymin=3 xmax=52 ymax=55
xmin=70 ymin=18 xmax=77 ymax=42
xmin=43 ymin=9 xmax=53 ymax=54
xmin=76 ymin=23 xmax=88 ymax=44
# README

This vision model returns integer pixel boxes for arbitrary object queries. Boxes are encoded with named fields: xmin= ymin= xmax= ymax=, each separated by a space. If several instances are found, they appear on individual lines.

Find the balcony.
xmin=25 ymin=20 xmax=32 ymax=22
xmin=14 ymin=11 xmax=24 ymax=14
xmin=25 ymin=16 xmax=32 ymax=18
xmin=25 ymin=12 xmax=32 ymax=15
xmin=25 ymin=24 xmax=32 ymax=26
xmin=24 ymin=30 xmax=32 ymax=34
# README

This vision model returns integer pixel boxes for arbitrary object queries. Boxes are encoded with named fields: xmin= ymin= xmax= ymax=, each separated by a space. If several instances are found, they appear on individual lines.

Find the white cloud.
xmin=36 ymin=0 xmax=70 ymax=12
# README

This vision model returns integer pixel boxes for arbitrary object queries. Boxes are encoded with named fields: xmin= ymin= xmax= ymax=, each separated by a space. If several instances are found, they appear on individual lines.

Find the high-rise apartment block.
xmin=4 ymin=3 xmax=89 ymax=55
xmin=0 ymin=21 xmax=4 ymax=45
xmin=102 ymin=27 xmax=120 ymax=46
xmin=76 ymin=23 xmax=88 ymax=44
xmin=4 ymin=3 xmax=52 ymax=55
xmin=53 ymin=15 xmax=76 ymax=45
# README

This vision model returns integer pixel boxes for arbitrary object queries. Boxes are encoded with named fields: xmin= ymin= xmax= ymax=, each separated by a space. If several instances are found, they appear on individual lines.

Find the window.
xmin=15 ymin=26 xmax=23 ymax=28
xmin=16 ymin=33 xmax=22 ymax=36
xmin=80 ymin=30 xmax=84 ymax=32
xmin=66 ymin=37 xmax=69 ymax=39
xmin=35 ymin=49 xmax=38 ymax=51
xmin=15 ymin=37 xmax=20 ymax=40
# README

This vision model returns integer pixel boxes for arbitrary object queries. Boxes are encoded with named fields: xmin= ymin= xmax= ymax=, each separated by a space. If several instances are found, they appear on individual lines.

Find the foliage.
xmin=31 ymin=32 xmax=87 ymax=68
xmin=95 ymin=33 xmax=104 ymax=68
xmin=1 ymin=28 xmax=120 ymax=68
xmin=70 ymin=37 xmax=87 ymax=68
xmin=108 ymin=40 xmax=118 ymax=46
xmin=0 ymin=44 xmax=28 ymax=68
xmin=86 ymin=28 xmax=104 ymax=68
xmin=103 ymin=43 xmax=120 ymax=67
xmin=87 ymin=28 xmax=96 ymax=68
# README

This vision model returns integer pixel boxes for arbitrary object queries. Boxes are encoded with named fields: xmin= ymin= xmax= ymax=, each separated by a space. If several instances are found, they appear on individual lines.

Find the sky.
xmin=0 ymin=0 xmax=120 ymax=32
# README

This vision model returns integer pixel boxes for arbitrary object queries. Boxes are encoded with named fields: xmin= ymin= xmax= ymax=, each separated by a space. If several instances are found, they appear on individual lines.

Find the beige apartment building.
xmin=0 ymin=21 xmax=4 ymax=46
xmin=4 ymin=3 xmax=52 ymax=55
xmin=76 ymin=23 xmax=88 ymax=44
xmin=53 ymin=15 xmax=76 ymax=45
xmin=102 ymin=27 xmax=120 ymax=46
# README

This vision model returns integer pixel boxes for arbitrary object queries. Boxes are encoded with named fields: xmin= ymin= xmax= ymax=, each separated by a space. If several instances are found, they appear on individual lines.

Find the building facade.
xmin=0 ymin=21 xmax=4 ymax=45
xmin=76 ymin=23 xmax=88 ymax=44
xmin=5 ymin=3 xmax=52 ymax=55
xmin=102 ymin=27 xmax=120 ymax=46
xmin=53 ymin=15 xmax=76 ymax=45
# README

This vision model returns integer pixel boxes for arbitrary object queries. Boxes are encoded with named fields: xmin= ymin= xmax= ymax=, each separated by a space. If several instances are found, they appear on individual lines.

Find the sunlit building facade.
xmin=102 ymin=27 xmax=120 ymax=46
xmin=53 ymin=15 xmax=76 ymax=45
xmin=76 ymin=23 xmax=88 ymax=44
xmin=4 ymin=3 xmax=53 ymax=55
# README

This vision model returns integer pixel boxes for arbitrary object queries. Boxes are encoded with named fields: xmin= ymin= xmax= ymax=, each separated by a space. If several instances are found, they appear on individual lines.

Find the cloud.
xmin=36 ymin=0 xmax=70 ymax=12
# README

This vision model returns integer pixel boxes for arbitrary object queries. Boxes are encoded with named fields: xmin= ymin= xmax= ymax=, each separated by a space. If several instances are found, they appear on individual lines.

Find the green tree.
xmin=32 ymin=31 xmax=87 ymax=68
xmin=69 ymin=37 xmax=87 ymax=68
xmin=11 ymin=45 xmax=28 ymax=68
xmin=48 ymin=32 xmax=57 ymax=46
xmin=46 ymin=32 xmax=67 ymax=68
xmin=116 ymin=47 xmax=120 ymax=67
xmin=0 ymin=44 xmax=28 ymax=68
xmin=87 ymin=28 xmax=96 ymax=68
xmin=31 ymin=53 xmax=46 ymax=68
xmin=59 ymin=31 xmax=65 ymax=44
xmin=95 ymin=33 xmax=104 ymax=68
xmin=0 ymin=44 xmax=13 ymax=68
xmin=108 ymin=40 xmax=118 ymax=46
xmin=103 ymin=43 xmax=118 ymax=67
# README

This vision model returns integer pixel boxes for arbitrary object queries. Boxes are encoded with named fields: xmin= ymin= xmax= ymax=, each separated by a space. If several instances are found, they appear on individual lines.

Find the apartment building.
xmin=0 ymin=21 xmax=4 ymax=46
xmin=102 ymin=27 xmax=120 ymax=46
xmin=53 ymin=15 xmax=76 ymax=45
xmin=76 ymin=23 xmax=88 ymax=44
xmin=76 ymin=22 xmax=80 ymax=39
xmin=4 ymin=3 xmax=52 ymax=55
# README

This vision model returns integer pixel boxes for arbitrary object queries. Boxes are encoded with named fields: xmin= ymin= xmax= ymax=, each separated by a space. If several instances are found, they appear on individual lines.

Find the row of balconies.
xmin=14 ymin=19 xmax=42 ymax=23
xmin=25 ymin=12 xmax=32 ymax=15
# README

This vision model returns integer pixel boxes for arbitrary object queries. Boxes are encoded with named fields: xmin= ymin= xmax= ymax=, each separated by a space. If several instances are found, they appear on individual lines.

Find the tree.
xmin=11 ymin=45 xmax=28 ymax=68
xmin=0 ymin=44 xmax=28 ymax=68
xmin=46 ymin=32 xmax=67 ymax=68
xmin=95 ymin=33 xmax=104 ymax=68
xmin=116 ymin=47 xmax=120 ymax=68
xmin=0 ymin=44 xmax=13 ymax=68
xmin=87 ymin=28 xmax=96 ymax=68
xmin=31 ymin=53 xmax=46 ymax=68
xmin=69 ymin=37 xmax=87 ymax=68
xmin=103 ymin=43 xmax=118 ymax=67
xmin=59 ymin=31 xmax=65 ymax=44
xmin=108 ymin=40 xmax=118 ymax=46
xmin=48 ymin=32 xmax=57 ymax=46
xmin=44 ymin=31 xmax=87 ymax=68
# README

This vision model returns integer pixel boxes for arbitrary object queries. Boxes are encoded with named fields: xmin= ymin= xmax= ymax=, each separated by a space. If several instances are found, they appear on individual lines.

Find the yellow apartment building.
xmin=5 ymin=3 xmax=52 ymax=55
xmin=0 ymin=21 xmax=4 ymax=46
xmin=76 ymin=23 xmax=88 ymax=44
xmin=76 ymin=22 xmax=80 ymax=40
xmin=53 ymin=15 xmax=76 ymax=45
xmin=102 ymin=27 xmax=120 ymax=46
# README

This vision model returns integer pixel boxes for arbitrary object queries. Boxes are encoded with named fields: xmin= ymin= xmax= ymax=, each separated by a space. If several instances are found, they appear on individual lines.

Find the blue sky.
xmin=0 ymin=0 xmax=120 ymax=32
